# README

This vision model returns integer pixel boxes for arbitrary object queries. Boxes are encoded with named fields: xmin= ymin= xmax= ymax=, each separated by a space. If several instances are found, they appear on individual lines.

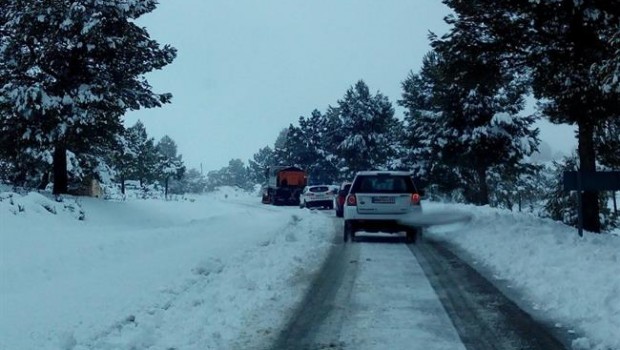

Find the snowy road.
xmin=273 ymin=231 xmax=567 ymax=350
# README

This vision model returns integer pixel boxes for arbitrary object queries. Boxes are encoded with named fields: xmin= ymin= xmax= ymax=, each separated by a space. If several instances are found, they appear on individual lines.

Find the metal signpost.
xmin=563 ymin=171 xmax=620 ymax=236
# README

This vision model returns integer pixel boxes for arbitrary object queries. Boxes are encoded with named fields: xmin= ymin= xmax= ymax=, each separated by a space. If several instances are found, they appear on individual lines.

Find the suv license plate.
xmin=372 ymin=196 xmax=395 ymax=204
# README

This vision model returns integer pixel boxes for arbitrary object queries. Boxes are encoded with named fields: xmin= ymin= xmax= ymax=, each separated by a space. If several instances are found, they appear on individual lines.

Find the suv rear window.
xmin=309 ymin=186 xmax=330 ymax=193
xmin=351 ymin=175 xmax=416 ymax=194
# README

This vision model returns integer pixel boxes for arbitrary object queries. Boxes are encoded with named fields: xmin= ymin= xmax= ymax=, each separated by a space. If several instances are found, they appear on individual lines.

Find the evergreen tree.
xmin=598 ymin=27 xmax=620 ymax=93
xmin=121 ymin=121 xmax=159 ymax=187
xmin=399 ymin=51 xmax=538 ymax=205
xmin=272 ymin=127 xmax=292 ymax=166
xmin=177 ymin=168 xmax=207 ymax=194
xmin=248 ymin=146 xmax=274 ymax=185
xmin=544 ymin=157 xmax=580 ymax=227
xmin=282 ymin=123 xmax=316 ymax=172
xmin=204 ymin=159 xmax=253 ymax=191
xmin=156 ymin=135 xmax=185 ymax=199
xmin=0 ymin=0 xmax=176 ymax=194
xmin=398 ymin=53 xmax=448 ymax=191
xmin=299 ymin=109 xmax=340 ymax=184
xmin=113 ymin=120 xmax=148 ymax=194
xmin=440 ymin=0 xmax=620 ymax=230
xmin=205 ymin=169 xmax=225 ymax=192
xmin=335 ymin=80 xmax=400 ymax=178
xmin=224 ymin=159 xmax=252 ymax=190
xmin=270 ymin=110 xmax=341 ymax=184
xmin=488 ymin=163 xmax=544 ymax=212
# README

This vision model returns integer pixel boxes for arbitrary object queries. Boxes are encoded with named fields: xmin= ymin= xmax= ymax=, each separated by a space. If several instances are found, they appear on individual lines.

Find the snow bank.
xmin=0 ymin=191 xmax=84 ymax=221
xmin=424 ymin=202 xmax=620 ymax=350
xmin=0 ymin=191 xmax=335 ymax=350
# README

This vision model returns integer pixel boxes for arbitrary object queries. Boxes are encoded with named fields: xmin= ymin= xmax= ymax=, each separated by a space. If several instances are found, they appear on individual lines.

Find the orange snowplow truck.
xmin=261 ymin=166 xmax=308 ymax=205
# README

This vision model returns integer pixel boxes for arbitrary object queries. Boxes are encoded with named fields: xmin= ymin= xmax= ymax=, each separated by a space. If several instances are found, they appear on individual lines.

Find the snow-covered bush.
xmin=0 ymin=191 xmax=85 ymax=220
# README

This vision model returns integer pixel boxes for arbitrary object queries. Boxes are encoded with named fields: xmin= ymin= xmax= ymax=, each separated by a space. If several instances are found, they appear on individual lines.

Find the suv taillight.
xmin=347 ymin=194 xmax=357 ymax=206
xmin=411 ymin=193 xmax=421 ymax=205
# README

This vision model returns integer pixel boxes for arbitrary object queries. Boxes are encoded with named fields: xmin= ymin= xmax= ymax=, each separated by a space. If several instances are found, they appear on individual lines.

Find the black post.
xmin=577 ymin=171 xmax=583 ymax=237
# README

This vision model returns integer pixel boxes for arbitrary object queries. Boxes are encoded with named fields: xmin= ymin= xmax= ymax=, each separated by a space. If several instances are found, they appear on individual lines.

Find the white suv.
xmin=300 ymin=185 xmax=335 ymax=209
xmin=343 ymin=171 xmax=423 ymax=243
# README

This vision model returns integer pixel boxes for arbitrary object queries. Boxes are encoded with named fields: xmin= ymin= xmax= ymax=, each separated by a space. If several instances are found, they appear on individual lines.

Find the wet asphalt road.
xmin=271 ymin=222 xmax=567 ymax=350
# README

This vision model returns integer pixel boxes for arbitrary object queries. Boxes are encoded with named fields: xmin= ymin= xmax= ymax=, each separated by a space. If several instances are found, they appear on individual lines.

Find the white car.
xmin=343 ymin=171 xmax=423 ymax=243
xmin=300 ymin=185 xmax=335 ymax=209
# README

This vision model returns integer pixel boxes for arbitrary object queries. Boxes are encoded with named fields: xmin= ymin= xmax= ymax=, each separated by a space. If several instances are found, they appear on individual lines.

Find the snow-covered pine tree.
xmin=487 ymin=162 xmax=545 ymax=212
xmin=543 ymin=157 xmax=580 ymax=227
xmin=271 ymin=125 xmax=297 ymax=168
xmin=0 ymin=0 xmax=176 ymax=194
xmin=283 ymin=124 xmax=315 ymax=173
xmin=111 ymin=120 xmax=159 ymax=190
xmin=227 ymin=159 xmax=252 ymax=191
xmin=335 ymin=80 xmax=401 ymax=178
xmin=297 ymin=110 xmax=339 ymax=184
xmin=440 ymin=0 xmax=620 ymax=231
xmin=205 ymin=169 xmax=225 ymax=192
xmin=156 ymin=135 xmax=185 ymax=199
xmin=113 ymin=120 xmax=146 ymax=194
xmin=272 ymin=127 xmax=293 ymax=166
xmin=399 ymin=49 xmax=539 ymax=205
xmin=201 ymin=159 xmax=253 ymax=192
xmin=399 ymin=52 xmax=454 ymax=195
xmin=432 ymin=13 xmax=540 ymax=205
xmin=598 ymin=27 xmax=620 ymax=94
xmin=178 ymin=168 xmax=207 ymax=194
xmin=248 ymin=146 xmax=274 ymax=185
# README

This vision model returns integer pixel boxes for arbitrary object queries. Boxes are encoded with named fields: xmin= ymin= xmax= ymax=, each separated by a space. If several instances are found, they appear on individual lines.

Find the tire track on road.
xmin=411 ymin=240 xmax=567 ymax=350
xmin=271 ymin=219 xmax=360 ymax=350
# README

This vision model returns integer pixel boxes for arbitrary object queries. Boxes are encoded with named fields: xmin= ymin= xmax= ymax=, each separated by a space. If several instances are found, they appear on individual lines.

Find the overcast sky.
xmin=125 ymin=0 xmax=577 ymax=172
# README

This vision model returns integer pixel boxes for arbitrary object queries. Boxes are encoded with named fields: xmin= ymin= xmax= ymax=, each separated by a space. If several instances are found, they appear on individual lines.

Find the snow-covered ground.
xmin=1 ymin=188 xmax=619 ymax=350
xmin=0 ymin=187 xmax=335 ymax=350
xmin=423 ymin=202 xmax=620 ymax=350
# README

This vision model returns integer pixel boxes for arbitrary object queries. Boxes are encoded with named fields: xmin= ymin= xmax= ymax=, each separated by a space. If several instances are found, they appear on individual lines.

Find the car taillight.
xmin=347 ymin=194 xmax=357 ymax=206
xmin=411 ymin=193 xmax=421 ymax=205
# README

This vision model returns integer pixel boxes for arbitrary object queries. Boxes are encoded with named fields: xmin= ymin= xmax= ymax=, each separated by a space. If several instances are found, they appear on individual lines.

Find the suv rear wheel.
xmin=344 ymin=221 xmax=355 ymax=243
xmin=405 ymin=228 xmax=418 ymax=244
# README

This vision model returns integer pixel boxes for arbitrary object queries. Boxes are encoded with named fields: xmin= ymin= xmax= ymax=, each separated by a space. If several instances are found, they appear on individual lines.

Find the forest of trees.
xmin=1 ymin=1 xmax=618 ymax=230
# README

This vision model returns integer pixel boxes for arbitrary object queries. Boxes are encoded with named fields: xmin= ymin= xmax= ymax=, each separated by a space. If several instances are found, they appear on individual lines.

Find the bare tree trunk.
xmin=613 ymin=191 xmax=617 ymax=215
xmin=38 ymin=172 xmax=49 ymax=190
xmin=165 ymin=176 xmax=169 ymax=200
xmin=53 ymin=142 xmax=68 ymax=195
xmin=476 ymin=166 xmax=489 ymax=206
xmin=120 ymin=174 xmax=126 ymax=195
xmin=577 ymin=119 xmax=601 ymax=233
